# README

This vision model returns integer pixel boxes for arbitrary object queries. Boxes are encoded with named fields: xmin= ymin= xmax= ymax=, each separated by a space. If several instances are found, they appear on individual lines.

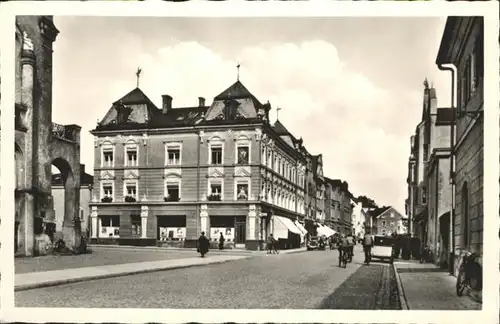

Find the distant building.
xmin=52 ymin=164 xmax=94 ymax=237
xmin=350 ymin=198 xmax=365 ymax=240
xmin=371 ymin=206 xmax=406 ymax=236
xmin=325 ymin=178 xmax=353 ymax=234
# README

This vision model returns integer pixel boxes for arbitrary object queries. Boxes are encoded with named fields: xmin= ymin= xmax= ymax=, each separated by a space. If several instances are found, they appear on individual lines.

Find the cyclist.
xmin=337 ymin=233 xmax=349 ymax=267
xmin=345 ymin=231 xmax=355 ymax=261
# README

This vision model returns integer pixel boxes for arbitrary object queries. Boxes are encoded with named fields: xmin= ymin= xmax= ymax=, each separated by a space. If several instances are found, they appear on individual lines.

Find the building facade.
xmin=14 ymin=16 xmax=83 ymax=256
xmin=373 ymin=207 xmax=406 ymax=236
xmin=52 ymin=164 xmax=94 ymax=238
xmin=350 ymin=198 xmax=365 ymax=241
xmin=90 ymin=80 xmax=335 ymax=250
xmin=436 ymin=16 xmax=484 ymax=275
xmin=324 ymin=178 xmax=353 ymax=234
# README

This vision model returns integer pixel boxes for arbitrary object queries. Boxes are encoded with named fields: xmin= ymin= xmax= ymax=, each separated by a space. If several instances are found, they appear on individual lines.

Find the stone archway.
xmin=51 ymin=156 xmax=81 ymax=251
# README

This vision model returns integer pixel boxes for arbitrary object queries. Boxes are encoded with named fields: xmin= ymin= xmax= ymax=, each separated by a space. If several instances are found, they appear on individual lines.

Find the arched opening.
xmin=51 ymin=157 xmax=78 ymax=244
xmin=461 ymin=182 xmax=469 ymax=249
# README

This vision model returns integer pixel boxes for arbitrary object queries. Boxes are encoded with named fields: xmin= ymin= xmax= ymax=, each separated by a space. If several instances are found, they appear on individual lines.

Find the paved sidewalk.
xmin=393 ymin=260 xmax=481 ymax=310
xmin=15 ymin=254 xmax=250 ymax=292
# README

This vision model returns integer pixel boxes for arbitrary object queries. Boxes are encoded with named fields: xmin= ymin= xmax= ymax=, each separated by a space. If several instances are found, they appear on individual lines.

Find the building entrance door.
xmin=235 ymin=221 xmax=246 ymax=245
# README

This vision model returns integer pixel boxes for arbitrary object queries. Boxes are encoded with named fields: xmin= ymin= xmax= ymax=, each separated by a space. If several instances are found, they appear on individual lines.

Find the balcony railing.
xmin=51 ymin=122 xmax=78 ymax=142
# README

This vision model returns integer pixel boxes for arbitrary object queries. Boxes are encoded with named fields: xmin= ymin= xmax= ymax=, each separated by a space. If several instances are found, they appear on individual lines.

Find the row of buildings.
xmin=13 ymin=16 xmax=364 ymax=255
xmin=405 ymin=16 xmax=484 ymax=278
xmin=87 ymin=80 xmax=357 ymax=250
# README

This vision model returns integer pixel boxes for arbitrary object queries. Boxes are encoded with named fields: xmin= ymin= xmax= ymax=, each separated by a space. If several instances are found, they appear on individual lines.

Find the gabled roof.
xmin=215 ymin=80 xmax=256 ymax=101
xmin=367 ymin=206 xmax=391 ymax=219
xmin=273 ymin=120 xmax=290 ymax=136
xmin=113 ymin=87 xmax=156 ymax=106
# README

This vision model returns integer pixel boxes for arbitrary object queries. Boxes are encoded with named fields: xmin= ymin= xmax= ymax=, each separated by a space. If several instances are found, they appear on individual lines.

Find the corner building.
xmin=90 ymin=80 xmax=309 ymax=250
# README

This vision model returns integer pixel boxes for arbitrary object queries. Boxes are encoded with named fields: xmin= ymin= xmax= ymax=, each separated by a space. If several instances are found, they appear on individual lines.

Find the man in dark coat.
xmin=197 ymin=231 xmax=209 ymax=257
xmin=218 ymin=232 xmax=225 ymax=250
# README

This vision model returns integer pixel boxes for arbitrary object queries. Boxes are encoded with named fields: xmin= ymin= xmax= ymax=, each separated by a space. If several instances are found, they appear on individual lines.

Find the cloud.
xmin=54 ymin=38 xmax=426 ymax=212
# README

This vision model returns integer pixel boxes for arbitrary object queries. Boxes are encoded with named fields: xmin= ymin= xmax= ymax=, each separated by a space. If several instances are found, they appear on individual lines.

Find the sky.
xmin=51 ymin=16 xmax=450 ymax=214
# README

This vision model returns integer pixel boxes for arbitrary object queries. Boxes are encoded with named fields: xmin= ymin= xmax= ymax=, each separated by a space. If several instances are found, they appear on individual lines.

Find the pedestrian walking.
xmin=362 ymin=230 xmax=374 ymax=265
xmin=218 ymin=232 xmax=225 ymax=250
xmin=197 ymin=231 xmax=209 ymax=258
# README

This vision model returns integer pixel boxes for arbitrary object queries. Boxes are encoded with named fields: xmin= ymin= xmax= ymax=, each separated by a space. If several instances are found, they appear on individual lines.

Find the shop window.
xmin=131 ymin=215 xmax=141 ymax=236
xmin=99 ymin=215 xmax=120 ymax=238
xmin=158 ymin=215 xmax=186 ymax=241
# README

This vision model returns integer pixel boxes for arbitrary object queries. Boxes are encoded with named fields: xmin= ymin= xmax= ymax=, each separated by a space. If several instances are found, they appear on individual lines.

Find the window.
xmin=210 ymin=181 xmax=222 ymax=197
xmin=102 ymin=182 xmax=113 ymax=199
xmin=166 ymin=144 xmax=181 ymax=165
xmin=102 ymin=147 xmax=114 ymax=167
xmin=382 ymin=220 xmax=386 ymax=226
xmin=237 ymin=146 xmax=249 ymax=164
xmin=390 ymin=221 xmax=395 ymax=226
xmin=125 ymin=145 xmax=138 ymax=167
xmin=125 ymin=182 xmax=137 ymax=197
xmin=99 ymin=215 xmax=120 ymax=238
xmin=267 ymin=151 xmax=272 ymax=168
xmin=421 ymin=187 xmax=427 ymax=204
xmin=210 ymin=146 xmax=223 ymax=165
xmin=261 ymin=146 xmax=266 ymax=165
xmin=236 ymin=182 xmax=249 ymax=200
xmin=131 ymin=215 xmax=141 ymax=236
xmin=165 ymin=181 xmax=180 ymax=201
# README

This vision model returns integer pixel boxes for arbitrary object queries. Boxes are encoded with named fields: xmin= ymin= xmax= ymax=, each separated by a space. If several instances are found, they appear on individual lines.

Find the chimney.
xmin=162 ymin=95 xmax=172 ymax=114
xmin=198 ymin=97 xmax=205 ymax=107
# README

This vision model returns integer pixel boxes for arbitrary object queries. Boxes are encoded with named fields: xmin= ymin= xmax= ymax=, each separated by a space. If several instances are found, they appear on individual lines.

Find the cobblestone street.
xmin=16 ymin=246 xmax=400 ymax=309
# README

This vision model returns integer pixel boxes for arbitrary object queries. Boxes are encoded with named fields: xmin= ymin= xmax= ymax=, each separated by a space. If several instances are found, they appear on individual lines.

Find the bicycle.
xmin=339 ymin=248 xmax=349 ymax=268
xmin=456 ymin=250 xmax=482 ymax=296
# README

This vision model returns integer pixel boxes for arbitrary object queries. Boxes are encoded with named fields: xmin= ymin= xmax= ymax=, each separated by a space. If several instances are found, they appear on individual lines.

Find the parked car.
xmin=371 ymin=235 xmax=395 ymax=264
xmin=307 ymin=236 xmax=319 ymax=251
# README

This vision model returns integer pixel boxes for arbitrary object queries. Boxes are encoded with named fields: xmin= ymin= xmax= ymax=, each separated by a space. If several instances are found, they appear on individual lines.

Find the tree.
xmin=357 ymin=195 xmax=378 ymax=209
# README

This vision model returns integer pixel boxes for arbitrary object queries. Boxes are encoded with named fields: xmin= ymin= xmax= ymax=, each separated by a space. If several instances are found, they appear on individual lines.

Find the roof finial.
xmin=423 ymin=77 xmax=429 ymax=90
xmin=237 ymin=62 xmax=241 ymax=81
xmin=277 ymin=107 xmax=282 ymax=121
xmin=136 ymin=67 xmax=142 ymax=88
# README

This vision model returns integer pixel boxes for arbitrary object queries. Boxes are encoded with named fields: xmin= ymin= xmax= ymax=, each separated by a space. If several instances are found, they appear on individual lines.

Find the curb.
xmin=392 ymin=263 xmax=409 ymax=310
xmin=15 ymin=257 xmax=250 ymax=292
xmin=89 ymin=244 xmax=308 ymax=255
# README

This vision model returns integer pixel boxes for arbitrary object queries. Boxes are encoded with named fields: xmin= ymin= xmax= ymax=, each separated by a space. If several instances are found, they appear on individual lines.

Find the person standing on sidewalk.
xmin=362 ymin=230 xmax=374 ymax=264
xmin=346 ymin=231 xmax=355 ymax=259
xmin=197 ymin=231 xmax=209 ymax=258
xmin=218 ymin=232 xmax=225 ymax=250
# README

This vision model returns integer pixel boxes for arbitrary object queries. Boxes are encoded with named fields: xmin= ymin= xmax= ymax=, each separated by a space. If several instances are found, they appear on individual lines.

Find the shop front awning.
xmin=317 ymin=224 xmax=336 ymax=237
xmin=294 ymin=220 xmax=308 ymax=235
xmin=273 ymin=215 xmax=303 ymax=238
